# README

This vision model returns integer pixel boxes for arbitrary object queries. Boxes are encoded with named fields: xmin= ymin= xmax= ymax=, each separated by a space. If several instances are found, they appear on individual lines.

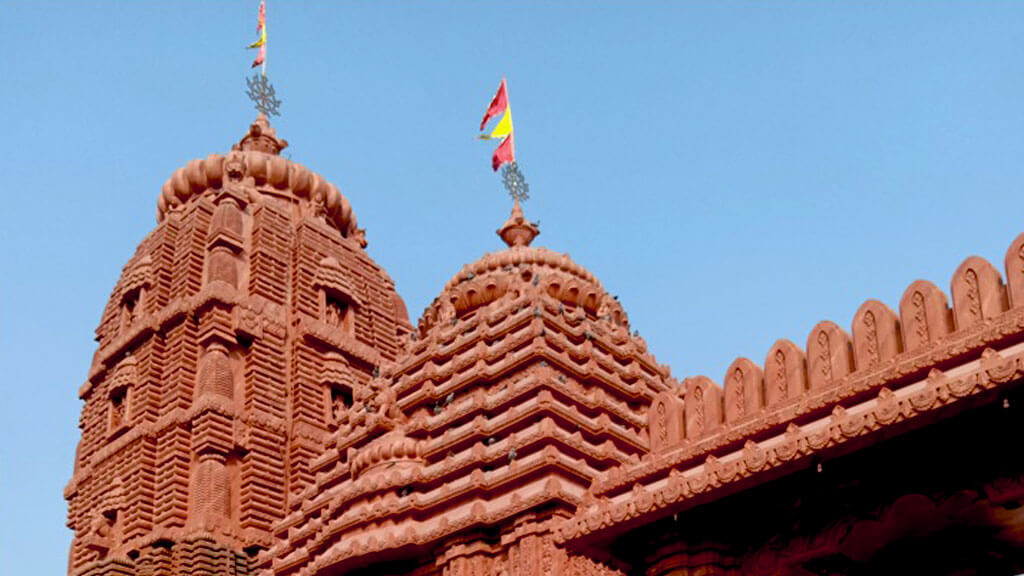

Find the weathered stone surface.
xmin=852 ymin=299 xmax=901 ymax=369
xmin=763 ymin=339 xmax=806 ymax=408
xmin=723 ymin=358 xmax=763 ymax=424
xmin=806 ymin=320 xmax=853 ymax=390
xmin=899 ymin=280 xmax=951 ymax=352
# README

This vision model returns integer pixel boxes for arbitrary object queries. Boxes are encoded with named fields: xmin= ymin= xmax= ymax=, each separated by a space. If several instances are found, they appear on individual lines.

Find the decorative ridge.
xmin=156 ymin=149 xmax=357 ymax=237
xmin=415 ymin=245 xmax=628 ymax=338
xmin=443 ymin=245 xmax=604 ymax=295
xmin=557 ymin=343 xmax=1024 ymax=546
xmin=554 ymin=230 xmax=1024 ymax=545
xmin=350 ymin=429 xmax=423 ymax=479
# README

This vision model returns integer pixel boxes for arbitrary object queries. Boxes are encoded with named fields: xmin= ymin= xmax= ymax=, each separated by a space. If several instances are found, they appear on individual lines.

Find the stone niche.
xmin=314 ymin=256 xmax=361 ymax=336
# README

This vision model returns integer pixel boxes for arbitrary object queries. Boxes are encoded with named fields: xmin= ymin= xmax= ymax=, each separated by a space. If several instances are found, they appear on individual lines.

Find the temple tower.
xmin=64 ymin=116 xmax=412 ymax=576
xmin=263 ymin=202 xmax=671 ymax=576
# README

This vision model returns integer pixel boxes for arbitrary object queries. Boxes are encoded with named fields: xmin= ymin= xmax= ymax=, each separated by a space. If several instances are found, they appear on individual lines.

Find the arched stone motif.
xmin=723 ymin=358 xmax=763 ymax=424
xmin=209 ymin=197 xmax=244 ymax=239
xmin=806 ymin=321 xmax=853 ymax=390
xmin=763 ymin=339 xmax=806 ymax=408
xmin=205 ymin=198 xmax=244 ymax=289
xmin=647 ymin=392 xmax=684 ymax=452
xmin=684 ymin=376 xmax=722 ymax=440
xmin=899 ymin=280 xmax=951 ymax=352
xmin=1004 ymin=232 xmax=1024 ymax=309
xmin=951 ymin=256 xmax=1006 ymax=330
xmin=852 ymin=299 xmax=900 ymax=369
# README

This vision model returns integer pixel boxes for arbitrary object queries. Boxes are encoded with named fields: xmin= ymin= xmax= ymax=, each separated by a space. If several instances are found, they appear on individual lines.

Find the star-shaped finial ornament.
xmin=246 ymin=73 xmax=282 ymax=117
xmin=501 ymin=161 xmax=530 ymax=204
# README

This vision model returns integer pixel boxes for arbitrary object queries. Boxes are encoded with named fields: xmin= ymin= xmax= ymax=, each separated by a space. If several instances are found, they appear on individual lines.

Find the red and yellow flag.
xmin=248 ymin=0 xmax=267 ymax=70
xmin=479 ymin=78 xmax=515 ymax=171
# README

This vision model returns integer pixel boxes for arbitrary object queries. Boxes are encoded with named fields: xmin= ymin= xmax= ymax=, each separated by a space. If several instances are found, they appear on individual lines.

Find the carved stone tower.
xmin=64 ymin=116 xmax=412 ymax=575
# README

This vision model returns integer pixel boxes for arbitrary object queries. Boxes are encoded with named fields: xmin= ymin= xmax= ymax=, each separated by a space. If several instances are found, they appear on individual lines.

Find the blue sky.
xmin=3 ymin=1 xmax=1024 ymax=572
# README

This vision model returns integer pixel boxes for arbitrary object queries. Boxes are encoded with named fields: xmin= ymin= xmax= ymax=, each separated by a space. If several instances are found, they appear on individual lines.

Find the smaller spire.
xmin=497 ymin=200 xmax=539 ymax=248
xmin=233 ymin=114 xmax=288 ymax=155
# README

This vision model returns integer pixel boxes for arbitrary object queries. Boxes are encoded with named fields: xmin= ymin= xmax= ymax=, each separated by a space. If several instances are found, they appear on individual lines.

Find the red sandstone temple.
xmin=66 ymin=115 xmax=1024 ymax=576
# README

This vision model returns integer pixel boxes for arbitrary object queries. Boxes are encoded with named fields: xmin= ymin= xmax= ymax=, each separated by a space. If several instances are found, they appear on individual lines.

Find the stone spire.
xmin=233 ymin=113 xmax=288 ymax=155
xmin=65 ymin=112 xmax=413 ymax=575
xmin=497 ymin=199 xmax=539 ymax=247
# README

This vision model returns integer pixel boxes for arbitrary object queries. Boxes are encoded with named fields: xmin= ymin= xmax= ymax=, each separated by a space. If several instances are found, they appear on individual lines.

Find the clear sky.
xmin=3 ymin=1 xmax=1024 ymax=572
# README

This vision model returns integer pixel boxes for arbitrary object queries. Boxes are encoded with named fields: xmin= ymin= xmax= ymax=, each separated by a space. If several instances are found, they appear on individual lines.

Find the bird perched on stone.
xmin=508 ymin=447 xmax=517 ymax=461
xmin=445 ymin=392 xmax=454 ymax=405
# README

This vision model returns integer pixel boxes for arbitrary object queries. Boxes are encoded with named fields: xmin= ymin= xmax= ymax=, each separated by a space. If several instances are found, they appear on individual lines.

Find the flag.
xmin=485 ymin=105 xmax=513 ymax=140
xmin=480 ymin=78 xmax=509 ymax=131
xmin=479 ymin=78 xmax=516 ymax=171
xmin=251 ymin=45 xmax=265 ymax=69
xmin=248 ymin=0 xmax=266 ymax=70
xmin=492 ymin=132 xmax=515 ymax=171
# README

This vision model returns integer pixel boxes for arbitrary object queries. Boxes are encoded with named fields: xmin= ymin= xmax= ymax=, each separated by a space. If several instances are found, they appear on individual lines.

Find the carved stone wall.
xmin=65 ymin=117 xmax=411 ymax=576
xmin=563 ymin=233 xmax=1024 ymax=571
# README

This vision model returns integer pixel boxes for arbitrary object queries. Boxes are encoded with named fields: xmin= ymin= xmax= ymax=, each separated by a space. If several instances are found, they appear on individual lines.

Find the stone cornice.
xmin=408 ymin=370 xmax=647 ymax=445
xmin=597 ymin=305 xmax=1024 ymax=498
xmin=83 ymin=286 xmax=288 ymax=397
xmin=298 ymin=316 xmax=382 ymax=367
xmin=65 ymin=399 xmax=287 ymax=497
xmin=556 ymin=341 xmax=1024 ymax=545
xmin=265 ymin=472 xmax=581 ymax=576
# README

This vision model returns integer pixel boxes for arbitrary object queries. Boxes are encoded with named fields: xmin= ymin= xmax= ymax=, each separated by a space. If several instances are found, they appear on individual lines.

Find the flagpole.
xmin=245 ymin=0 xmax=281 ymax=118
xmin=262 ymin=0 xmax=267 ymax=77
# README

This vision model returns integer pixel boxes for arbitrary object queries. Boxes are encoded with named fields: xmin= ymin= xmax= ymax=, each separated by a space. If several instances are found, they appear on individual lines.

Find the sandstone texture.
xmin=66 ymin=117 xmax=1024 ymax=576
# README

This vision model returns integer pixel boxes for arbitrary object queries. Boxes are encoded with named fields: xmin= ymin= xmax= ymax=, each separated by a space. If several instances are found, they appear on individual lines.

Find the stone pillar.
xmin=191 ymin=453 xmax=231 ymax=530
xmin=207 ymin=245 xmax=239 ymax=287
xmin=189 ymin=339 xmax=238 ymax=533
xmin=195 ymin=342 xmax=235 ymax=401
xmin=206 ymin=197 xmax=245 ymax=289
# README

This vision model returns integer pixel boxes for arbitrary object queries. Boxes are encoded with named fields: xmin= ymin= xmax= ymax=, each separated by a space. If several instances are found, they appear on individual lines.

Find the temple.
xmin=66 ymin=115 xmax=1024 ymax=576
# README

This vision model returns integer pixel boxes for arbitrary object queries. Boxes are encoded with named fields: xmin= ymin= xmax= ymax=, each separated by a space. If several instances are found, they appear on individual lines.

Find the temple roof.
xmin=156 ymin=116 xmax=360 ymax=239
xmin=259 ymin=201 xmax=672 ymax=575
xmin=418 ymin=202 xmax=630 ymax=336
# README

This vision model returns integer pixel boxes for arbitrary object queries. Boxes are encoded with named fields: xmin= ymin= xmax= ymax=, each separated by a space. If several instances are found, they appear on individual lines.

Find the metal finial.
xmin=501 ymin=161 xmax=530 ymax=204
xmin=246 ymin=73 xmax=281 ymax=117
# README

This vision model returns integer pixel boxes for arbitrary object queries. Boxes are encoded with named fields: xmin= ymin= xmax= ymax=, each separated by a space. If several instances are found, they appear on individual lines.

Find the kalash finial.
xmin=498 ymin=199 xmax=539 ymax=248
xmin=233 ymin=113 xmax=288 ymax=155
